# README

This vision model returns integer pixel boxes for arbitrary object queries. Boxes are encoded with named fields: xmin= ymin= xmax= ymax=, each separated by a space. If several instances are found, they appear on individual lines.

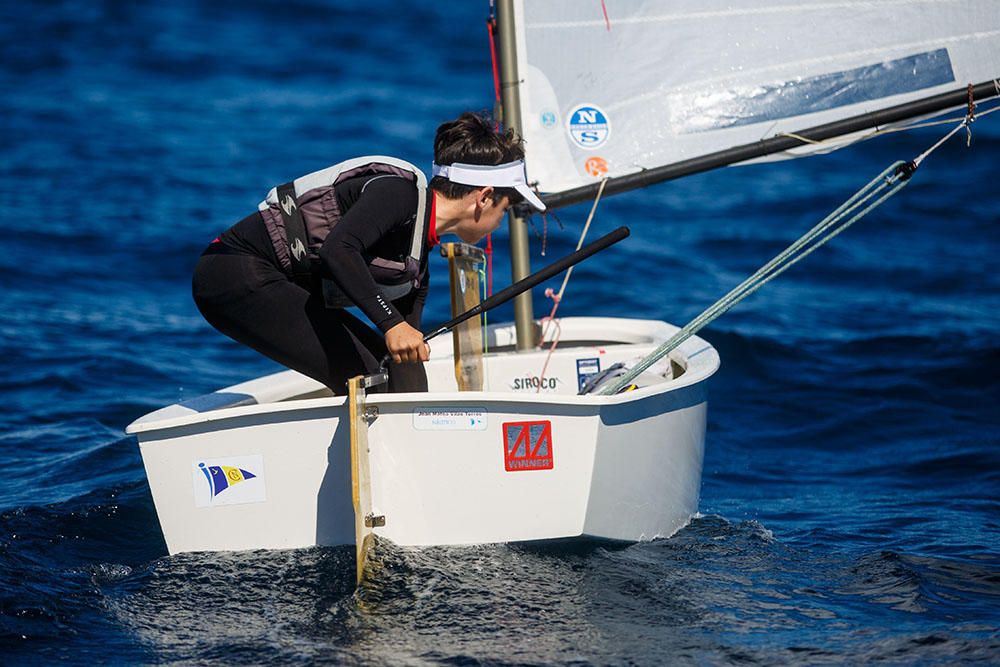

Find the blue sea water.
xmin=2 ymin=1 xmax=999 ymax=664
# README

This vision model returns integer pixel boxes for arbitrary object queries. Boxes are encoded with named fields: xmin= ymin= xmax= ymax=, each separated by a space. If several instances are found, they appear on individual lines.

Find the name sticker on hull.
xmin=192 ymin=455 xmax=266 ymax=508
xmin=413 ymin=408 xmax=488 ymax=431
xmin=503 ymin=420 xmax=554 ymax=472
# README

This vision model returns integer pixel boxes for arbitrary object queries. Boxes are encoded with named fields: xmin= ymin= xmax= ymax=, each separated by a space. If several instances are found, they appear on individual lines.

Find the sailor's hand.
xmin=385 ymin=322 xmax=430 ymax=364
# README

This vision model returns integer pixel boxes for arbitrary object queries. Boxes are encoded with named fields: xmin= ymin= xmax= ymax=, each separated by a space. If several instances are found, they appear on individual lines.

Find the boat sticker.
xmin=503 ymin=421 xmax=554 ymax=472
xmin=192 ymin=455 xmax=266 ymax=508
xmin=509 ymin=376 xmax=560 ymax=392
xmin=540 ymin=110 xmax=558 ymax=129
xmin=584 ymin=156 xmax=608 ymax=177
xmin=413 ymin=407 xmax=488 ymax=431
xmin=567 ymin=103 xmax=610 ymax=149
xmin=576 ymin=357 xmax=601 ymax=392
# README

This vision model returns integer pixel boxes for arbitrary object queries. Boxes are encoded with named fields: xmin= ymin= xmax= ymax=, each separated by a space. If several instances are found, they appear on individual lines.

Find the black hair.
xmin=430 ymin=112 xmax=525 ymax=205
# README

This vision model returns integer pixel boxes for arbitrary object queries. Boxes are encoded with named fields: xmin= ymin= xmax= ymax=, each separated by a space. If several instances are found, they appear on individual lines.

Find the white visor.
xmin=431 ymin=160 xmax=546 ymax=212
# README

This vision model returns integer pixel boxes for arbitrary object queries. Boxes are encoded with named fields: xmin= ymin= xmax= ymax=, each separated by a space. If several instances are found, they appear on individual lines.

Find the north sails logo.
xmin=280 ymin=194 xmax=297 ymax=216
xmin=290 ymin=238 xmax=307 ymax=261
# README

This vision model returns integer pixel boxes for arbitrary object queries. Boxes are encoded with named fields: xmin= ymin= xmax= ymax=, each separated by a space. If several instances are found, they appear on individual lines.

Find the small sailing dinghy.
xmin=129 ymin=0 xmax=1000 ymax=557
xmin=129 ymin=316 xmax=718 ymax=554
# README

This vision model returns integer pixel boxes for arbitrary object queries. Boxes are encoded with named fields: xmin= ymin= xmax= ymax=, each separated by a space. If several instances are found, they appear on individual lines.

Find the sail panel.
xmin=513 ymin=0 xmax=1000 ymax=194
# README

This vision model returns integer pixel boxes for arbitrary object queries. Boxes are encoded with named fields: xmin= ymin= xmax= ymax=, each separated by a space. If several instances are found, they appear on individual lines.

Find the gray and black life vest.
xmin=258 ymin=156 xmax=429 ymax=307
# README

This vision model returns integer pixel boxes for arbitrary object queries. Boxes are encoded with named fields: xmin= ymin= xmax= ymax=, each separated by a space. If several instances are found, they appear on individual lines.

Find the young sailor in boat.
xmin=192 ymin=112 xmax=545 ymax=394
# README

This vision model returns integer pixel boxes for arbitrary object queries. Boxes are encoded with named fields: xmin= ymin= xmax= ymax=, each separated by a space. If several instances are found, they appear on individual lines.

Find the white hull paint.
xmin=127 ymin=318 xmax=719 ymax=554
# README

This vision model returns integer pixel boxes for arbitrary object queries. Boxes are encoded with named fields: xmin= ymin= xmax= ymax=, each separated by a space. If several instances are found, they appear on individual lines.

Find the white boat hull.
xmin=127 ymin=318 xmax=719 ymax=554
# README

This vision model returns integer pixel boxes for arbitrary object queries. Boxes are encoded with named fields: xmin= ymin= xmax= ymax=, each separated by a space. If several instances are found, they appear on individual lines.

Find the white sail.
xmin=513 ymin=0 xmax=1000 ymax=193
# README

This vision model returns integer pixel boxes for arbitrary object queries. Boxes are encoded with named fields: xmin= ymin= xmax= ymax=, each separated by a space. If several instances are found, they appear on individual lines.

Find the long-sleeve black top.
xmin=218 ymin=174 xmax=432 ymax=333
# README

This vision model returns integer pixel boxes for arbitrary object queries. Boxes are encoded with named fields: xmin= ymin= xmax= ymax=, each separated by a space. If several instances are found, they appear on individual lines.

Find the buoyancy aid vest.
xmin=258 ymin=156 xmax=429 ymax=307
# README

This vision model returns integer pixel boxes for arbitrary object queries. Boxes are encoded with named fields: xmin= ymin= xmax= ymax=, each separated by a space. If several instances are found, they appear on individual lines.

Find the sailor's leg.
xmin=192 ymin=252 xmax=386 ymax=394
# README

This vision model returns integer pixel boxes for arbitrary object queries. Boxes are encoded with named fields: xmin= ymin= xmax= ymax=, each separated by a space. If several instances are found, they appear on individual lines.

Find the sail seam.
xmin=526 ymin=0 xmax=967 ymax=29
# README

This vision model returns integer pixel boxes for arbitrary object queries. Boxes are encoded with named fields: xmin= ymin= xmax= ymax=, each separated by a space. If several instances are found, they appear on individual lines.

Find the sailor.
xmin=192 ymin=112 xmax=545 ymax=393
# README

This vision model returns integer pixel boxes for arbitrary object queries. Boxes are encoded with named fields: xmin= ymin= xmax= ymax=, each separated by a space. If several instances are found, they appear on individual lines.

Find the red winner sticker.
xmin=502 ymin=420 xmax=554 ymax=472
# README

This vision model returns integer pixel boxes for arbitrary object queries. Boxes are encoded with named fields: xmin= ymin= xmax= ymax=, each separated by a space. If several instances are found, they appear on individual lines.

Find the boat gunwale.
xmin=126 ymin=319 xmax=720 ymax=435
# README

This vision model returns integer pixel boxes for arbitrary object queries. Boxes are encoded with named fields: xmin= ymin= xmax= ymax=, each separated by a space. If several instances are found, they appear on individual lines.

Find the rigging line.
xmin=598 ymin=162 xmax=913 ymax=395
xmin=777 ymin=132 xmax=824 ymax=145
xmin=554 ymin=178 xmax=609 ymax=303
xmin=661 ymin=166 xmax=904 ymax=341
xmin=704 ymin=155 xmax=912 ymax=308
xmin=596 ymin=145 xmax=932 ymax=396
xmin=538 ymin=177 xmax=609 ymax=344
xmin=913 ymin=118 xmax=969 ymax=166
xmin=535 ymin=177 xmax=609 ymax=391
xmin=596 ymin=111 xmax=969 ymax=396
xmin=776 ymin=101 xmax=1000 ymax=149
xmin=485 ymin=11 xmax=504 ymax=296
xmin=683 ymin=168 xmax=906 ymax=330
xmin=869 ymin=105 xmax=998 ymax=134
xmin=600 ymin=187 xmax=906 ymax=395
xmin=909 ymin=84 xmax=991 ymax=164
xmin=486 ymin=15 xmax=502 ymax=114
xmin=532 ymin=318 xmax=563 ymax=394
xmin=478 ymin=265 xmax=489 ymax=389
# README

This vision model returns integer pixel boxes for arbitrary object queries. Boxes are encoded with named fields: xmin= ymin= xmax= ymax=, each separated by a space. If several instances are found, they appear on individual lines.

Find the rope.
xmin=486 ymin=11 xmax=502 ymax=124
xmin=533 ymin=178 xmax=609 ymax=391
xmin=544 ymin=177 xmax=609 ymax=322
xmin=485 ymin=12 xmax=503 ymax=297
xmin=913 ymin=118 xmax=968 ymax=167
xmin=485 ymin=233 xmax=493 ymax=296
xmin=479 ymin=265 xmax=489 ymax=386
xmin=774 ymin=95 xmax=1000 ymax=152
xmin=777 ymin=132 xmax=824 ymax=145
xmin=597 ymin=115 xmax=975 ymax=396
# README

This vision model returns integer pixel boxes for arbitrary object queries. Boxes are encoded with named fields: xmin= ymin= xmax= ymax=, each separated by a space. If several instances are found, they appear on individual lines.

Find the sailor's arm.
xmin=319 ymin=177 xmax=416 ymax=328
xmin=319 ymin=177 xmax=428 ymax=362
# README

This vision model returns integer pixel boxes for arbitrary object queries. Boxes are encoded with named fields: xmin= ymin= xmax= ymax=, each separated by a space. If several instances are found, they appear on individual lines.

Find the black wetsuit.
xmin=192 ymin=175 xmax=435 ymax=394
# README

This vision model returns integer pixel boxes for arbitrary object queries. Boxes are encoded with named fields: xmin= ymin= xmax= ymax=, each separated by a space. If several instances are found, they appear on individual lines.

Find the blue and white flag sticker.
xmin=567 ymin=104 xmax=611 ymax=149
xmin=192 ymin=455 xmax=266 ymax=508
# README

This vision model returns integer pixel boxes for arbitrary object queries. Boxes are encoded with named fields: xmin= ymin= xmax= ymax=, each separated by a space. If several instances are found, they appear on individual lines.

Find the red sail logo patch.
xmin=502 ymin=420 xmax=554 ymax=471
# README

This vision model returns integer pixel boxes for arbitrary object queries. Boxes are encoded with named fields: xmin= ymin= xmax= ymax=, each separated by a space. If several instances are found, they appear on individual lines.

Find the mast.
xmin=542 ymin=79 xmax=1000 ymax=211
xmin=496 ymin=0 xmax=535 ymax=350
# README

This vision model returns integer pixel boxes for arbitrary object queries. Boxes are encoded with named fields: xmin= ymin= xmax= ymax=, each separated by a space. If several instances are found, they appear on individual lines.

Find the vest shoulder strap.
xmin=260 ymin=156 xmax=429 ymax=277
xmin=275 ymin=182 xmax=312 ymax=279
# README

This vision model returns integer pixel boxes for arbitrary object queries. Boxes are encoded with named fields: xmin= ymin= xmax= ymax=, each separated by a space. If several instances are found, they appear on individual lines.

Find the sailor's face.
xmin=458 ymin=195 xmax=510 ymax=243
xmin=480 ymin=196 xmax=511 ymax=236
